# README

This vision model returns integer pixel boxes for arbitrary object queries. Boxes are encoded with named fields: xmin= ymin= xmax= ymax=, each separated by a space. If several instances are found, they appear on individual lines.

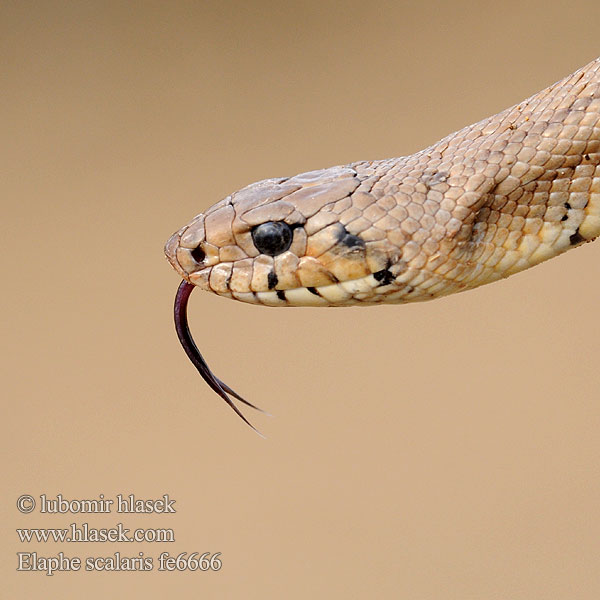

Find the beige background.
xmin=3 ymin=1 xmax=600 ymax=598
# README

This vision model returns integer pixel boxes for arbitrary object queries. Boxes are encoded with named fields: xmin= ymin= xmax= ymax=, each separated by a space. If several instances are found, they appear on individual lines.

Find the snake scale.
xmin=165 ymin=56 xmax=600 ymax=430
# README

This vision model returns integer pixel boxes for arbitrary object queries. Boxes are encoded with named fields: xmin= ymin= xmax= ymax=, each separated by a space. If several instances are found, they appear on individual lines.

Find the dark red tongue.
xmin=174 ymin=280 xmax=266 ymax=435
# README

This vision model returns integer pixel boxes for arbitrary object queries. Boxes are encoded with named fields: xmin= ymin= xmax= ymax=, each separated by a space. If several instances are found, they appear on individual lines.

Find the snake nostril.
xmin=191 ymin=245 xmax=206 ymax=264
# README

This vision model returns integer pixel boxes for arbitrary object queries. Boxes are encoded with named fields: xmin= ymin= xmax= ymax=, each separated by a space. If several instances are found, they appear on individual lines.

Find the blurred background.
xmin=3 ymin=1 xmax=600 ymax=598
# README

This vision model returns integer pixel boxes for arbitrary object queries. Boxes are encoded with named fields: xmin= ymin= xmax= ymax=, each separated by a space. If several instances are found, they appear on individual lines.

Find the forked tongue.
xmin=174 ymin=280 xmax=268 ymax=436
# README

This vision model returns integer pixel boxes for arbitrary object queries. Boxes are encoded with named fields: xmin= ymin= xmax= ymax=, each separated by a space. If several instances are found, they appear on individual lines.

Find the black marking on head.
xmin=276 ymin=290 xmax=286 ymax=301
xmin=268 ymin=271 xmax=278 ymax=290
xmin=336 ymin=225 xmax=366 ymax=250
xmin=570 ymin=229 xmax=584 ymax=245
xmin=307 ymin=287 xmax=320 ymax=296
xmin=191 ymin=245 xmax=206 ymax=263
xmin=373 ymin=269 xmax=395 ymax=286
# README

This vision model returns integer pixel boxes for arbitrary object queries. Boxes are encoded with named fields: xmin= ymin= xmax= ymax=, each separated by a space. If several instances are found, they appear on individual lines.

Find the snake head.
xmin=165 ymin=55 xmax=600 ymax=431
xmin=165 ymin=157 xmax=492 ymax=431
xmin=165 ymin=164 xmax=407 ymax=306
xmin=165 ymin=164 xmax=410 ymax=430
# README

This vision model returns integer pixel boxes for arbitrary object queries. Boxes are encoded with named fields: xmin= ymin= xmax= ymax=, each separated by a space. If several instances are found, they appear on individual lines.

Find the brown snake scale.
xmin=166 ymin=56 xmax=600 ymax=309
xmin=164 ymin=56 xmax=600 ymax=429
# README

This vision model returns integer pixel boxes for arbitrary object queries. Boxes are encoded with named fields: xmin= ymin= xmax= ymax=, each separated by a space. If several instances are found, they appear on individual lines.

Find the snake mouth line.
xmin=214 ymin=271 xmax=412 ymax=306
xmin=173 ymin=280 xmax=269 ymax=435
xmin=227 ymin=273 xmax=387 ymax=306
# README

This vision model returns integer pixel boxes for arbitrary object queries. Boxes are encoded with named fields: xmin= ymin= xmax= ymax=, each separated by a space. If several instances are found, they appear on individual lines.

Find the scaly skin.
xmin=166 ymin=57 xmax=600 ymax=307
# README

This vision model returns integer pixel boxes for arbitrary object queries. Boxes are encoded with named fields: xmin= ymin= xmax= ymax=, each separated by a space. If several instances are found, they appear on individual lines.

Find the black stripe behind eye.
xmin=336 ymin=225 xmax=366 ymax=249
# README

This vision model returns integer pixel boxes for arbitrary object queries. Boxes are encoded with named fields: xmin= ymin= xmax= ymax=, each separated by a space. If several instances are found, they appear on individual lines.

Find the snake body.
xmin=166 ymin=57 xmax=600 ymax=308
xmin=165 ymin=57 xmax=600 ymax=427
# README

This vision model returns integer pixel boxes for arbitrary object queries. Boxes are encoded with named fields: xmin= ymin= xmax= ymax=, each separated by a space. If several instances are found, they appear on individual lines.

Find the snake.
xmin=165 ymin=56 xmax=600 ymax=431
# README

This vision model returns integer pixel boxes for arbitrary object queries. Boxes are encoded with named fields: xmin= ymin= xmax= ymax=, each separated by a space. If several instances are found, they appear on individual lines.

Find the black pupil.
xmin=251 ymin=221 xmax=293 ymax=256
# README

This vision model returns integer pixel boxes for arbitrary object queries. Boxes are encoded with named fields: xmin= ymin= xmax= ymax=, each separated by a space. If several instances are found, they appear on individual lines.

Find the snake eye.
xmin=251 ymin=221 xmax=293 ymax=256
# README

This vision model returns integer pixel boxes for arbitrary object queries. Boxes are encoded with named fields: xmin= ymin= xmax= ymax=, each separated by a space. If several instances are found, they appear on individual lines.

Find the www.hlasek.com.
xmin=15 ymin=494 xmax=222 ymax=575
xmin=18 ymin=523 xmax=174 ymax=543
